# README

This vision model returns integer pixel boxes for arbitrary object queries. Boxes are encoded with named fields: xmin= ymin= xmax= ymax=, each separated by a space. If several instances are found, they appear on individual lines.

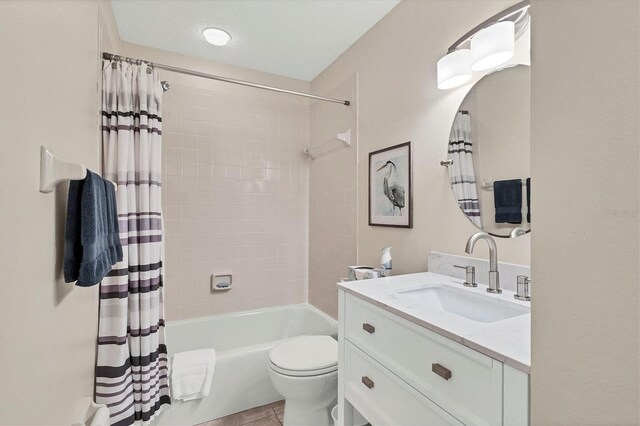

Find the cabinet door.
xmin=345 ymin=341 xmax=463 ymax=426
xmin=504 ymin=365 xmax=530 ymax=425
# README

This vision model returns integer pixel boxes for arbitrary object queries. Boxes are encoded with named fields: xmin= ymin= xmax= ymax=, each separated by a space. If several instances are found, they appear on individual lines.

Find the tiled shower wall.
xmin=161 ymin=84 xmax=310 ymax=320
xmin=308 ymin=76 xmax=358 ymax=318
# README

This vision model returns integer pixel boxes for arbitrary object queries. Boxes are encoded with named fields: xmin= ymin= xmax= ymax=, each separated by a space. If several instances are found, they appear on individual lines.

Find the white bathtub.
xmin=155 ymin=303 xmax=337 ymax=425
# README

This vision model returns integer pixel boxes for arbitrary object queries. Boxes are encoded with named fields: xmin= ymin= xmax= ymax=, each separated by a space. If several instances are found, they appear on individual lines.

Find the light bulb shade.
xmin=202 ymin=27 xmax=232 ymax=46
xmin=471 ymin=21 xmax=515 ymax=71
xmin=437 ymin=49 xmax=472 ymax=90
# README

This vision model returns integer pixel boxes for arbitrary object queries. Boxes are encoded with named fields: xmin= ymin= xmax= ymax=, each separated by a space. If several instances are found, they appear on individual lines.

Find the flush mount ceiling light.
xmin=202 ymin=27 xmax=231 ymax=46
xmin=436 ymin=0 xmax=529 ymax=90
xmin=471 ymin=21 xmax=515 ymax=71
xmin=437 ymin=49 xmax=472 ymax=90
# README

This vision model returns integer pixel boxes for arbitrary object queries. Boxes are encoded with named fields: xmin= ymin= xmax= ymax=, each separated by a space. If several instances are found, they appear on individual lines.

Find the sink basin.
xmin=394 ymin=285 xmax=529 ymax=323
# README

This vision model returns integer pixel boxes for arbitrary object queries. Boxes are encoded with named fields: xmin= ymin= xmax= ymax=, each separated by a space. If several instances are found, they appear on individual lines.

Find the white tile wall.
xmin=161 ymin=84 xmax=310 ymax=320
xmin=308 ymin=75 xmax=358 ymax=318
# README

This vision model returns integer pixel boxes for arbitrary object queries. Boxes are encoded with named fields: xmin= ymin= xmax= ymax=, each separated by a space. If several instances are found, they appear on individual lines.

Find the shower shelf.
xmin=303 ymin=129 xmax=351 ymax=160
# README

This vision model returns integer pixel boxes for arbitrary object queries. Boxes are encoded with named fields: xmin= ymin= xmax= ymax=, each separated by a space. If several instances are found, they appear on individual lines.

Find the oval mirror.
xmin=447 ymin=64 xmax=530 ymax=238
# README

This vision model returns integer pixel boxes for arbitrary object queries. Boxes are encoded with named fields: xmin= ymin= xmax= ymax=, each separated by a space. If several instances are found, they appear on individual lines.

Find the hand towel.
xmin=493 ymin=179 xmax=523 ymax=224
xmin=170 ymin=349 xmax=217 ymax=402
xmin=63 ymin=170 xmax=122 ymax=286
xmin=526 ymin=177 xmax=531 ymax=223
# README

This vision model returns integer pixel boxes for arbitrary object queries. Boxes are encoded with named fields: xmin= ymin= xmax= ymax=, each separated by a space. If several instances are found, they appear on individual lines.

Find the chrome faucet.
xmin=465 ymin=232 xmax=501 ymax=294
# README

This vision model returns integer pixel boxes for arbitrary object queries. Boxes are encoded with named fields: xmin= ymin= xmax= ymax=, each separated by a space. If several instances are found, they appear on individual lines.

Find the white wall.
xmin=308 ymin=0 xmax=531 ymax=317
xmin=118 ymin=43 xmax=311 ymax=320
xmin=530 ymin=0 xmax=640 ymax=423
xmin=0 ymin=1 xmax=121 ymax=423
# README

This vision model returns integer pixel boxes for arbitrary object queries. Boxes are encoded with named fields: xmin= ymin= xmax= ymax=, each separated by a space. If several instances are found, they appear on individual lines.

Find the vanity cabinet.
xmin=337 ymin=291 xmax=530 ymax=426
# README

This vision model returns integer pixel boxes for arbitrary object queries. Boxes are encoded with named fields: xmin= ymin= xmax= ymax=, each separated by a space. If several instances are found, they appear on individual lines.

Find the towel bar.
xmin=39 ymin=146 xmax=116 ymax=193
xmin=482 ymin=179 xmax=527 ymax=191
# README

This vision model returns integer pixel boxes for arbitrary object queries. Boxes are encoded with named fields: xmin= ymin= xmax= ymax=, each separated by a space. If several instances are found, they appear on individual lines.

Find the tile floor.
xmin=196 ymin=401 xmax=285 ymax=426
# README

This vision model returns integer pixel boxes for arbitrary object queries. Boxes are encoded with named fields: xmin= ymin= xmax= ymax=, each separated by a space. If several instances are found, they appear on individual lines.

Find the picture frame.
xmin=368 ymin=141 xmax=412 ymax=228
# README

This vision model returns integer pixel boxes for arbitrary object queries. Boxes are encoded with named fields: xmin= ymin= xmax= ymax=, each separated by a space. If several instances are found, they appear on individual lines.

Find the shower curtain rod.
xmin=103 ymin=52 xmax=350 ymax=106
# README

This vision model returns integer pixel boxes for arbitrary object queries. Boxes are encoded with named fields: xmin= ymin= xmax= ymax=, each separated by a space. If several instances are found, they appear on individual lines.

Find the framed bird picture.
xmin=369 ymin=141 xmax=413 ymax=228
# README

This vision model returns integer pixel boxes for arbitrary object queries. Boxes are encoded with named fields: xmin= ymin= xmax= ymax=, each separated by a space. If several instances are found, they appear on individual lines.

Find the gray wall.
xmin=530 ymin=0 xmax=640 ymax=423
xmin=0 ymin=1 xmax=121 ymax=423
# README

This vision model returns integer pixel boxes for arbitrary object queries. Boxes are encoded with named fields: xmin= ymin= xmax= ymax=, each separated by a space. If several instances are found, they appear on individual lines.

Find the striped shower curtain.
xmin=448 ymin=111 xmax=483 ymax=228
xmin=97 ymin=60 xmax=170 ymax=425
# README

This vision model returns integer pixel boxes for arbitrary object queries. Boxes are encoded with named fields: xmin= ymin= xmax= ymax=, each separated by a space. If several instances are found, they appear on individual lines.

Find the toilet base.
xmin=268 ymin=367 xmax=338 ymax=426
xmin=282 ymin=398 xmax=336 ymax=426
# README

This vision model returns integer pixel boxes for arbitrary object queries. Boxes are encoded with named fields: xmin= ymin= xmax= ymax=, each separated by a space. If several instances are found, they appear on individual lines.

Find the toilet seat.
xmin=269 ymin=335 xmax=338 ymax=377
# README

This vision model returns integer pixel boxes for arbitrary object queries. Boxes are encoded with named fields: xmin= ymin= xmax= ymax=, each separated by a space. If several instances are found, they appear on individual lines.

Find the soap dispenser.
xmin=380 ymin=246 xmax=392 ymax=277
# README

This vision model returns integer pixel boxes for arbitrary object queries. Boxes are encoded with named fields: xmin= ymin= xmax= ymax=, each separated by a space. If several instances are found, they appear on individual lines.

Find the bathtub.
xmin=155 ymin=303 xmax=337 ymax=425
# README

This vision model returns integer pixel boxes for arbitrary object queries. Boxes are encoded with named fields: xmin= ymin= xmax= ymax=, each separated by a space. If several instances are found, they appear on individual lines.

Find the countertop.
xmin=337 ymin=272 xmax=531 ymax=374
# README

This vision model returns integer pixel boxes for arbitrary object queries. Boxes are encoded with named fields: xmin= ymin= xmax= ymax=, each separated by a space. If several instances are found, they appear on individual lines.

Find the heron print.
xmin=376 ymin=160 xmax=405 ymax=215
xmin=369 ymin=142 xmax=412 ymax=228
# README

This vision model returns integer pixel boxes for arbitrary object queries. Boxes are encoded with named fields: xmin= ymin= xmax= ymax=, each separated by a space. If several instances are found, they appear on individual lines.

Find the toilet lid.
xmin=269 ymin=336 xmax=338 ymax=376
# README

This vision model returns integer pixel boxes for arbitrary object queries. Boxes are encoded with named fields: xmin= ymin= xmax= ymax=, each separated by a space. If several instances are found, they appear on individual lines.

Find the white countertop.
xmin=337 ymin=272 xmax=531 ymax=374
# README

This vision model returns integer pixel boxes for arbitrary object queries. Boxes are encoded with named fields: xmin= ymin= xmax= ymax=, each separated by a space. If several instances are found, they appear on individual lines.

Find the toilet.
xmin=268 ymin=335 xmax=338 ymax=426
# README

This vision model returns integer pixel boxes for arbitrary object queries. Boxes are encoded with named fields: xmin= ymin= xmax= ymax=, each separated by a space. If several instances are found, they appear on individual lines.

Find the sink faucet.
xmin=465 ymin=232 xmax=501 ymax=294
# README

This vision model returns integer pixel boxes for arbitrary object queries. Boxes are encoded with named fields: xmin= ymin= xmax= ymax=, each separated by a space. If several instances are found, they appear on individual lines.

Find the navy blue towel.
xmin=63 ymin=170 xmax=123 ymax=286
xmin=493 ymin=179 xmax=523 ymax=224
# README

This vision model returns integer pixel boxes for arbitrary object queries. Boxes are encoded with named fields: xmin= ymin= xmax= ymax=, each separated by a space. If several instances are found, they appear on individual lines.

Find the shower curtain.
xmin=96 ymin=60 xmax=170 ymax=425
xmin=448 ymin=111 xmax=483 ymax=228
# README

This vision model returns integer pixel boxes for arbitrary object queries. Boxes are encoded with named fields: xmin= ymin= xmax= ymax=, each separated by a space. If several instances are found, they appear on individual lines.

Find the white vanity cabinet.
xmin=337 ymin=290 xmax=530 ymax=426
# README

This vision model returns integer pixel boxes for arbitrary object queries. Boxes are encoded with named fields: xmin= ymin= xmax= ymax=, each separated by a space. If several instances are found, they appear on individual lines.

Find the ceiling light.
xmin=471 ymin=21 xmax=515 ymax=71
xmin=437 ymin=49 xmax=472 ymax=90
xmin=202 ymin=27 xmax=231 ymax=46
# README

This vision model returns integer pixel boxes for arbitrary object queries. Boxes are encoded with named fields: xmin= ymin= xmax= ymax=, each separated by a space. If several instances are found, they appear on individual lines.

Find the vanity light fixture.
xmin=471 ymin=21 xmax=515 ymax=71
xmin=202 ymin=27 xmax=232 ymax=46
xmin=437 ymin=49 xmax=472 ymax=90
xmin=436 ymin=0 xmax=529 ymax=90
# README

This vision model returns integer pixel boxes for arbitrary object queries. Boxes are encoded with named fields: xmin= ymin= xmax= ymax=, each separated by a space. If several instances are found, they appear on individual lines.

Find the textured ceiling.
xmin=111 ymin=0 xmax=400 ymax=81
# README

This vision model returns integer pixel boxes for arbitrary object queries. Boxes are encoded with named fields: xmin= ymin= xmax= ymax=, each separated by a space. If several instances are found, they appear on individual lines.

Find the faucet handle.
xmin=514 ymin=275 xmax=531 ymax=301
xmin=454 ymin=265 xmax=477 ymax=287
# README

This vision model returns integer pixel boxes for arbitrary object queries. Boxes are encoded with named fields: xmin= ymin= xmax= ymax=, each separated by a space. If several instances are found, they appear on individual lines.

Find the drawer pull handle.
xmin=432 ymin=363 xmax=452 ymax=380
xmin=362 ymin=323 xmax=375 ymax=334
xmin=361 ymin=376 xmax=375 ymax=389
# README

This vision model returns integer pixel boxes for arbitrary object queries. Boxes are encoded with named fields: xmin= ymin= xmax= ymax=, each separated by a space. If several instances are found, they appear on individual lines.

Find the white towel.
xmin=170 ymin=349 xmax=217 ymax=401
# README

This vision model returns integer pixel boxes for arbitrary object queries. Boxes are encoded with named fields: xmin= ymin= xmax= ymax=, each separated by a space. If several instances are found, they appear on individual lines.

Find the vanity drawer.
xmin=345 ymin=294 xmax=503 ymax=425
xmin=345 ymin=340 xmax=462 ymax=426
